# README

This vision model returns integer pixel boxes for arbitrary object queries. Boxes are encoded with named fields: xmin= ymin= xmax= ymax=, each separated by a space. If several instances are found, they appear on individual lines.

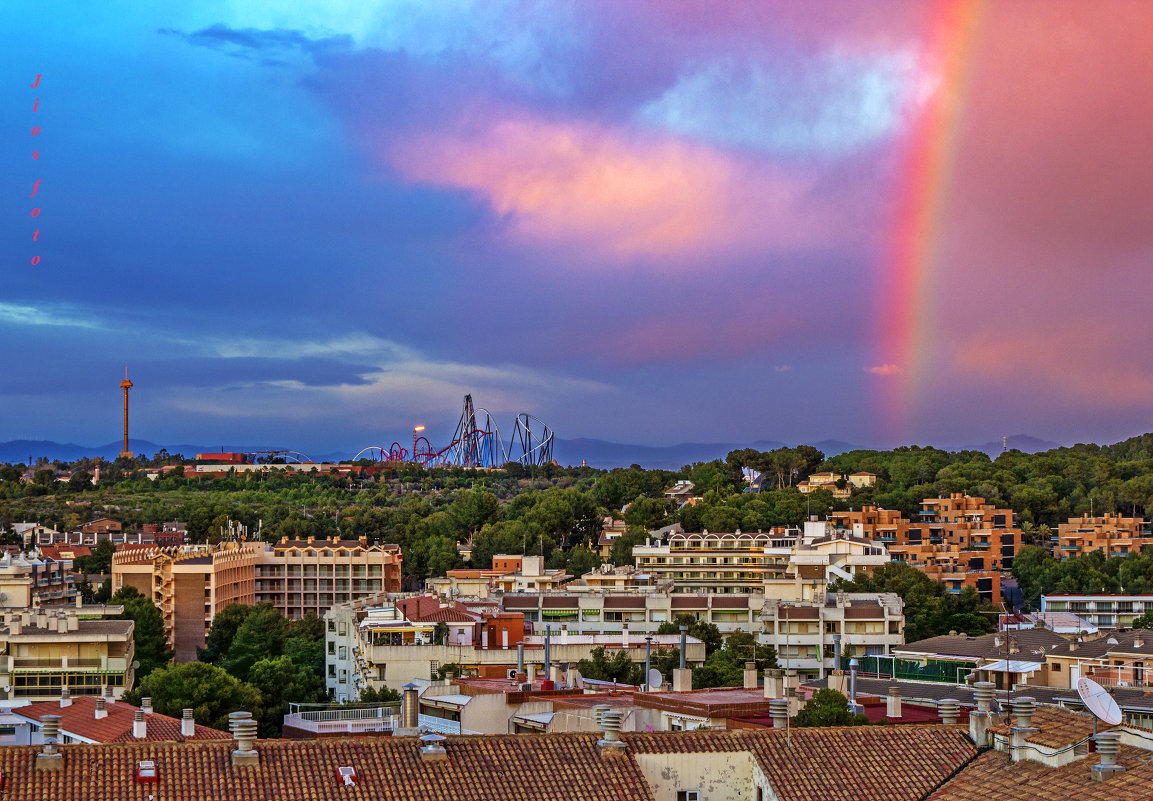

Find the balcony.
xmin=283 ymin=704 xmax=399 ymax=735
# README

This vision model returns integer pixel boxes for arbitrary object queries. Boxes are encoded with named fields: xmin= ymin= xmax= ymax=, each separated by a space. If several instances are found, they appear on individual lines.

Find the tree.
xmin=357 ymin=684 xmax=400 ymax=704
xmin=1132 ymin=611 xmax=1153 ymax=629
xmin=248 ymin=655 xmax=327 ymax=737
xmin=111 ymin=586 xmax=173 ymax=680
xmin=220 ymin=604 xmax=289 ymax=682
xmin=657 ymin=615 xmax=723 ymax=657
xmin=576 ymin=646 xmax=643 ymax=685
xmin=793 ymin=688 xmax=869 ymax=727
xmin=198 ymin=603 xmax=255 ymax=664
xmin=125 ymin=661 xmax=263 ymax=731
xmin=75 ymin=539 xmax=115 ymax=576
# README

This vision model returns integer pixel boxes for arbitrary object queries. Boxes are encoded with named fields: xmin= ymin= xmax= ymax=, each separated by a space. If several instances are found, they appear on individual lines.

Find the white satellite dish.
xmin=647 ymin=668 xmax=663 ymax=692
xmin=572 ymin=669 xmax=585 ymax=690
xmin=1078 ymin=677 xmax=1123 ymax=726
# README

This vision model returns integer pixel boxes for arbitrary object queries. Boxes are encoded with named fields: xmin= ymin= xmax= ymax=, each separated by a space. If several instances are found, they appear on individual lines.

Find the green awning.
xmin=541 ymin=609 xmax=579 ymax=618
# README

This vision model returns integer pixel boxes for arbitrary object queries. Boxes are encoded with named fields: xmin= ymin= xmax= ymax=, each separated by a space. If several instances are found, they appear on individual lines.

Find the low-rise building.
xmin=797 ymin=472 xmax=851 ymax=499
xmin=1041 ymin=593 xmax=1153 ymax=629
xmin=0 ymin=552 xmax=77 ymax=607
xmin=891 ymin=628 xmax=1068 ymax=690
xmin=760 ymin=592 xmax=905 ymax=681
xmin=429 ymin=555 xmax=570 ymax=598
xmin=0 ymin=607 xmax=134 ymax=701
xmin=11 ymin=694 xmax=229 ymax=744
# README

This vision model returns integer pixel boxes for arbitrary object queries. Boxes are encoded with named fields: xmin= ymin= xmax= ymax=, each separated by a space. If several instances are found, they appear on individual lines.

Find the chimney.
xmin=516 ymin=642 xmax=525 ymax=674
xmin=994 ymin=634 xmax=1004 ymax=648
xmin=142 ymin=697 xmax=153 ymax=715
xmin=1091 ymin=731 xmax=1125 ymax=781
xmin=67 ymin=614 xmax=78 ymax=632
xmin=1011 ymin=696 xmax=1036 ymax=730
xmin=769 ymin=698 xmax=789 ymax=729
xmin=743 ymin=662 xmax=758 ymax=690
xmin=847 ymin=659 xmax=862 ymax=715
xmin=229 ymin=711 xmax=259 ymax=767
xmin=9 ymin=618 xmax=20 ymax=635
xmin=181 ymin=709 xmax=195 ymax=738
xmin=95 ymin=697 xmax=108 ymax=720
xmin=104 ymin=685 xmax=115 ymax=705
xmin=886 ymin=686 xmax=902 ymax=719
xmin=1136 ymin=635 xmax=1145 ymax=649
xmin=938 ymin=699 xmax=960 ymax=725
xmin=969 ymin=681 xmax=996 ymax=746
xmin=400 ymin=683 xmax=420 ymax=730
xmin=36 ymin=715 xmax=63 ymax=772
xmin=679 ymin=625 xmax=687 ymax=670
xmin=597 ymin=709 xmax=626 ymax=752
xmin=832 ymin=634 xmax=842 ymax=669
xmin=592 ymin=704 xmax=610 ymax=732
xmin=419 ymin=732 xmax=447 ymax=762
xmin=764 ymin=668 xmax=784 ymax=699
xmin=544 ymin=629 xmax=551 ymax=682
xmin=133 ymin=709 xmax=147 ymax=739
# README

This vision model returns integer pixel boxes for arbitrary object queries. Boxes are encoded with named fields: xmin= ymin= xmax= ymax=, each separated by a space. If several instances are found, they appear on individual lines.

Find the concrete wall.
xmin=636 ymin=751 xmax=759 ymax=801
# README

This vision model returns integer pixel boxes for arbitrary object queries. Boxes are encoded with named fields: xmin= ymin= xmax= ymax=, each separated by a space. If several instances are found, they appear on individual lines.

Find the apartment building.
xmin=1054 ymin=513 xmax=1153 ymax=559
xmin=254 ymin=537 xmax=403 ymax=616
xmin=0 ymin=607 xmax=134 ymax=701
xmin=0 ymin=552 xmax=76 ymax=607
xmin=499 ymin=591 xmax=764 ymax=636
xmin=632 ymin=522 xmax=887 ymax=597
xmin=1041 ymin=593 xmax=1153 ymax=629
xmin=759 ymin=592 xmax=905 ymax=681
xmin=113 ymin=537 xmax=402 ymax=661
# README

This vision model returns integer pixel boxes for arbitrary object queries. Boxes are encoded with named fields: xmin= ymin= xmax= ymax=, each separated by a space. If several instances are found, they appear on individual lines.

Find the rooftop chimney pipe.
xmin=229 ymin=711 xmax=259 ymax=767
xmin=401 ymin=683 xmax=419 ymax=729
xmin=1091 ymin=731 xmax=1125 ymax=781
xmin=679 ymin=625 xmax=687 ymax=670
xmin=644 ymin=636 xmax=653 ymax=690
xmin=832 ymin=634 xmax=842 ymax=669
xmin=95 ymin=697 xmax=107 ymax=720
xmin=517 ymin=642 xmax=525 ymax=674
xmin=544 ymin=629 xmax=551 ymax=681
xmin=36 ymin=715 xmax=63 ymax=772
xmin=59 ymin=686 xmax=71 ymax=708
xmin=181 ymin=709 xmax=195 ymax=738
xmin=133 ymin=709 xmax=147 ymax=739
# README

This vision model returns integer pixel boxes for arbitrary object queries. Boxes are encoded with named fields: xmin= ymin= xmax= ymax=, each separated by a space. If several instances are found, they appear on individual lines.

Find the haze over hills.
xmin=0 ymin=434 xmax=1068 ymax=469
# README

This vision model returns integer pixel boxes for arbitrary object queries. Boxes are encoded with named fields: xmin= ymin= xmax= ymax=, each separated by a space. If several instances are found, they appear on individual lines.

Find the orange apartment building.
xmin=1054 ymin=513 xmax=1153 ymax=559
xmin=113 ymin=537 xmax=403 ymax=661
xmin=831 ymin=495 xmax=1019 ymax=604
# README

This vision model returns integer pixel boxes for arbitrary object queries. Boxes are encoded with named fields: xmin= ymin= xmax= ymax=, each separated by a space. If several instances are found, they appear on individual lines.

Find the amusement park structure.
xmin=352 ymin=394 xmax=555 ymax=468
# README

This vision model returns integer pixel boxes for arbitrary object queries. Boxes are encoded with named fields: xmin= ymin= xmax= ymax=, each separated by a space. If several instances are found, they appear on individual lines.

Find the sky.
xmin=2 ymin=0 xmax=1152 ymax=456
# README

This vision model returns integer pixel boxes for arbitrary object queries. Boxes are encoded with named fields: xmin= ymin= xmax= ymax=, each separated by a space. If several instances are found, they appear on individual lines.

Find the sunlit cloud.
xmin=864 ymin=364 xmax=902 ymax=376
xmin=387 ymin=113 xmax=831 ymax=262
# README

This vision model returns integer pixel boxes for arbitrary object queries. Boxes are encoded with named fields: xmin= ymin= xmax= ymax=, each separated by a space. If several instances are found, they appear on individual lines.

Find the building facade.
xmin=0 ymin=608 xmax=134 ymax=701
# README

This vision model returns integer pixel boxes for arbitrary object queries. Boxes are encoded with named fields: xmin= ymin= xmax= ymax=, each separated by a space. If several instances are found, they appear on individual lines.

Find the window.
xmin=339 ymin=669 xmax=348 ymax=684
xmin=328 ymin=664 xmax=336 ymax=677
xmin=328 ymin=642 xmax=335 ymax=655
xmin=338 ymin=646 xmax=348 ymax=660
xmin=676 ymin=792 xmax=699 ymax=801
xmin=1052 ymin=663 xmax=1061 ymax=672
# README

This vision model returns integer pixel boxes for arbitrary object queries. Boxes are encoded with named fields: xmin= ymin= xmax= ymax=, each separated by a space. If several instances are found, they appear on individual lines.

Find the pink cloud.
xmin=865 ymin=364 xmax=902 ymax=376
xmin=384 ymin=113 xmax=839 ymax=263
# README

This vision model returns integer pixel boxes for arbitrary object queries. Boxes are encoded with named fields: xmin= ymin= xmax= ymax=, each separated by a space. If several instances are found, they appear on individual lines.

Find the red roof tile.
xmin=13 ymin=697 xmax=229 ymax=743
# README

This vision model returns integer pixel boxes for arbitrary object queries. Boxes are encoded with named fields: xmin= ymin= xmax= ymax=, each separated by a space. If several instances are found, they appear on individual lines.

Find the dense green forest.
xmin=5 ymin=433 xmax=1153 ymax=598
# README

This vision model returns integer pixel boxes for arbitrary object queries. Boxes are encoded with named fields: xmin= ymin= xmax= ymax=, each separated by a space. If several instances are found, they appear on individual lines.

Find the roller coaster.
xmin=353 ymin=394 xmax=554 ymax=468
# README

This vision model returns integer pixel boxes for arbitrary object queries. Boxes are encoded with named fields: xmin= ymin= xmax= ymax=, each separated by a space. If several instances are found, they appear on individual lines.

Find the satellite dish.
xmin=1078 ymin=677 xmax=1123 ymax=726
xmin=647 ymin=668 xmax=663 ymax=692
xmin=572 ymin=669 xmax=585 ymax=690
xmin=1107 ymin=637 xmax=1119 ymax=645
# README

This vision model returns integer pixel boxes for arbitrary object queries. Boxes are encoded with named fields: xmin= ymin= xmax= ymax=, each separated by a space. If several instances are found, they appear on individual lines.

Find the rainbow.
xmin=879 ymin=0 xmax=986 ymax=435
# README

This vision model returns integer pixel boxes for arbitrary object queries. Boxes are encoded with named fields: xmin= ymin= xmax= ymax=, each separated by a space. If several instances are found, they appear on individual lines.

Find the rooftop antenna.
xmin=1002 ymin=436 xmax=1007 ymax=453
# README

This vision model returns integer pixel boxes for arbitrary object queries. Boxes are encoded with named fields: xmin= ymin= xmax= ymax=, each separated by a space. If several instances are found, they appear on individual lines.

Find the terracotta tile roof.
xmin=13 ymin=697 xmax=229 ymax=743
xmin=627 ymin=726 xmax=977 ymax=801
xmin=927 ymin=745 xmax=1153 ymax=801
xmin=897 ymin=628 xmax=1067 ymax=660
xmin=413 ymin=608 xmax=478 ymax=624
xmin=986 ymin=705 xmax=1110 ymax=749
xmin=0 ymin=734 xmax=654 ymax=801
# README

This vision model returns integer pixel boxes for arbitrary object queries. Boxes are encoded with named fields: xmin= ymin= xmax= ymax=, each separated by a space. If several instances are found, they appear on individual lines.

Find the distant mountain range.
xmin=0 ymin=433 xmax=1066 ymax=469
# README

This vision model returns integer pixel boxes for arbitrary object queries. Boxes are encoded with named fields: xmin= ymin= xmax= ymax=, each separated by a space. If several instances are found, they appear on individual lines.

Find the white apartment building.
xmin=1041 ymin=594 xmax=1153 ymax=629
